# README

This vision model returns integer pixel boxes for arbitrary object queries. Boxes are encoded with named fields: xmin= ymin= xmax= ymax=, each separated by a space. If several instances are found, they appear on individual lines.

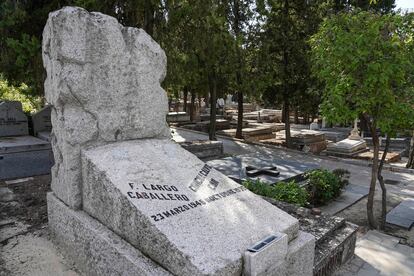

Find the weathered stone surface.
xmin=47 ymin=193 xmax=172 ymax=276
xmin=82 ymin=138 xmax=299 ymax=276
xmin=42 ymin=6 xmax=169 ymax=208
xmin=244 ymin=233 xmax=288 ymax=276
xmin=32 ymin=105 xmax=52 ymax=136
xmin=286 ymin=231 xmax=315 ymax=276
xmin=0 ymin=101 xmax=29 ymax=137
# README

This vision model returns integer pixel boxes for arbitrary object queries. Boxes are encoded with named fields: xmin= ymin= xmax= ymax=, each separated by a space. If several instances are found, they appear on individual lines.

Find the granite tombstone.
xmin=32 ymin=105 xmax=52 ymax=140
xmin=44 ymin=7 xmax=314 ymax=276
xmin=0 ymin=101 xmax=29 ymax=137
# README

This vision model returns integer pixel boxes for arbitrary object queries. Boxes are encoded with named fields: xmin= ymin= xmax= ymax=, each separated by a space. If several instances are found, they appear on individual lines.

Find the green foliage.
xmin=305 ymin=169 xmax=348 ymax=206
xmin=331 ymin=0 xmax=395 ymax=14
xmin=310 ymin=11 xmax=414 ymax=136
xmin=0 ymin=76 xmax=42 ymax=113
xmin=243 ymin=179 xmax=309 ymax=207
xmin=0 ymin=0 xmax=67 ymax=96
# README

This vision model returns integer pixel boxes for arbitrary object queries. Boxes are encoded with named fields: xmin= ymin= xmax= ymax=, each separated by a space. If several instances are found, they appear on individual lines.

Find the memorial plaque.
xmin=82 ymin=139 xmax=299 ymax=276
xmin=0 ymin=101 xmax=29 ymax=137
xmin=32 ymin=105 xmax=52 ymax=136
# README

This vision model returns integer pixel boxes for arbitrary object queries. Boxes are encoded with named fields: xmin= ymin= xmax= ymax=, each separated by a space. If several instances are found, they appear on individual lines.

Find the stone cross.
xmin=348 ymin=118 xmax=362 ymax=140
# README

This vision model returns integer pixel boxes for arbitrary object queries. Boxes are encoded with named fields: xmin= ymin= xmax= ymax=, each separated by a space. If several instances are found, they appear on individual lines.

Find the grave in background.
xmin=325 ymin=124 xmax=369 ymax=158
xmin=0 ymin=101 xmax=29 ymax=136
xmin=0 ymin=136 xmax=53 ymax=180
xmin=218 ymin=126 xmax=274 ymax=142
xmin=258 ymin=109 xmax=282 ymax=123
xmin=199 ymin=113 xmax=224 ymax=121
xmin=325 ymin=139 xmax=369 ymax=158
xmin=0 ymin=101 xmax=53 ymax=180
xmin=32 ymin=105 xmax=52 ymax=141
xmin=44 ymin=7 xmax=315 ymax=276
xmin=290 ymin=130 xmax=327 ymax=154
xmin=194 ymin=118 xmax=230 ymax=131
xmin=318 ymin=127 xmax=350 ymax=142
xmin=179 ymin=140 xmax=223 ymax=160
xmin=364 ymin=137 xmax=411 ymax=157
xmin=167 ymin=111 xmax=190 ymax=123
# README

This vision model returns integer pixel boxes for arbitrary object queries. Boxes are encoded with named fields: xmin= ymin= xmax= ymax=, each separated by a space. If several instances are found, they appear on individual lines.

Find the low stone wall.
xmin=263 ymin=197 xmax=358 ymax=276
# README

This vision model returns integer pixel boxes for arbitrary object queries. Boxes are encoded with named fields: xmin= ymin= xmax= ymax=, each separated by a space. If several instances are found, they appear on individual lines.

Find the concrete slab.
xmin=320 ymin=184 xmax=369 ymax=215
xmin=335 ymin=230 xmax=414 ymax=276
xmin=0 ymin=136 xmax=50 ymax=154
xmin=386 ymin=199 xmax=414 ymax=229
xmin=0 ymin=136 xmax=53 ymax=180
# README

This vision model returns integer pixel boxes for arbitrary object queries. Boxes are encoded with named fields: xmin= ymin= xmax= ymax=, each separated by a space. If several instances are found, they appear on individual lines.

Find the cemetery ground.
xmin=1 ymin=128 xmax=414 ymax=275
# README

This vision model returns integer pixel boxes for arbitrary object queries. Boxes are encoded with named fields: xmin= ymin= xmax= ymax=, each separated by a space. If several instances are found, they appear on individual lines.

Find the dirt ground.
xmin=337 ymin=189 xmax=414 ymax=247
xmin=0 ymin=175 xmax=79 ymax=276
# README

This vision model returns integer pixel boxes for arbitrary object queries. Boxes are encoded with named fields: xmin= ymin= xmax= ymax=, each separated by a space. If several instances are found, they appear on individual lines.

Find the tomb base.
xmin=47 ymin=193 xmax=172 ymax=276
xmin=48 ymin=192 xmax=315 ymax=276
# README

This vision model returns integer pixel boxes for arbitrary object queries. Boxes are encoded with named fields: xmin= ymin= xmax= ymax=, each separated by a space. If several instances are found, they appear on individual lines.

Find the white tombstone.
xmin=43 ymin=7 xmax=314 ymax=276
xmin=309 ymin=119 xmax=319 ymax=130
xmin=321 ymin=117 xmax=327 ymax=129
xmin=348 ymin=119 xmax=362 ymax=140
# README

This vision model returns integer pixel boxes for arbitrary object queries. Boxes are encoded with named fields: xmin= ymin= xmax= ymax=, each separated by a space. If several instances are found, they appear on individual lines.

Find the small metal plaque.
xmin=247 ymin=234 xmax=281 ymax=253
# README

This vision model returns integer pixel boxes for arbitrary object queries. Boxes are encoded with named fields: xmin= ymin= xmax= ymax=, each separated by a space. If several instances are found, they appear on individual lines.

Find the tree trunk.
xmin=377 ymin=135 xmax=390 ymax=230
xmin=407 ymin=130 xmax=414 ymax=169
xmin=144 ymin=0 xmax=154 ymax=36
xmin=233 ymin=0 xmax=243 ymax=140
xmin=282 ymin=0 xmax=291 ymax=148
xmin=209 ymin=72 xmax=217 ymax=140
xmin=367 ymin=121 xmax=379 ymax=229
xmin=183 ymin=87 xmax=188 ymax=113
xmin=283 ymin=97 xmax=292 ymax=148
xmin=190 ymin=90 xmax=196 ymax=122
xmin=294 ymin=108 xmax=299 ymax=124
xmin=205 ymin=93 xmax=210 ymax=108
xmin=235 ymin=91 xmax=243 ymax=139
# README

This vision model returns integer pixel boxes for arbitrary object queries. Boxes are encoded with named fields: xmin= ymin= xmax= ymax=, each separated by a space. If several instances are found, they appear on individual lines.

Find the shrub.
xmin=305 ymin=169 xmax=349 ymax=206
xmin=243 ymin=179 xmax=309 ymax=207
xmin=0 ymin=75 xmax=41 ymax=113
